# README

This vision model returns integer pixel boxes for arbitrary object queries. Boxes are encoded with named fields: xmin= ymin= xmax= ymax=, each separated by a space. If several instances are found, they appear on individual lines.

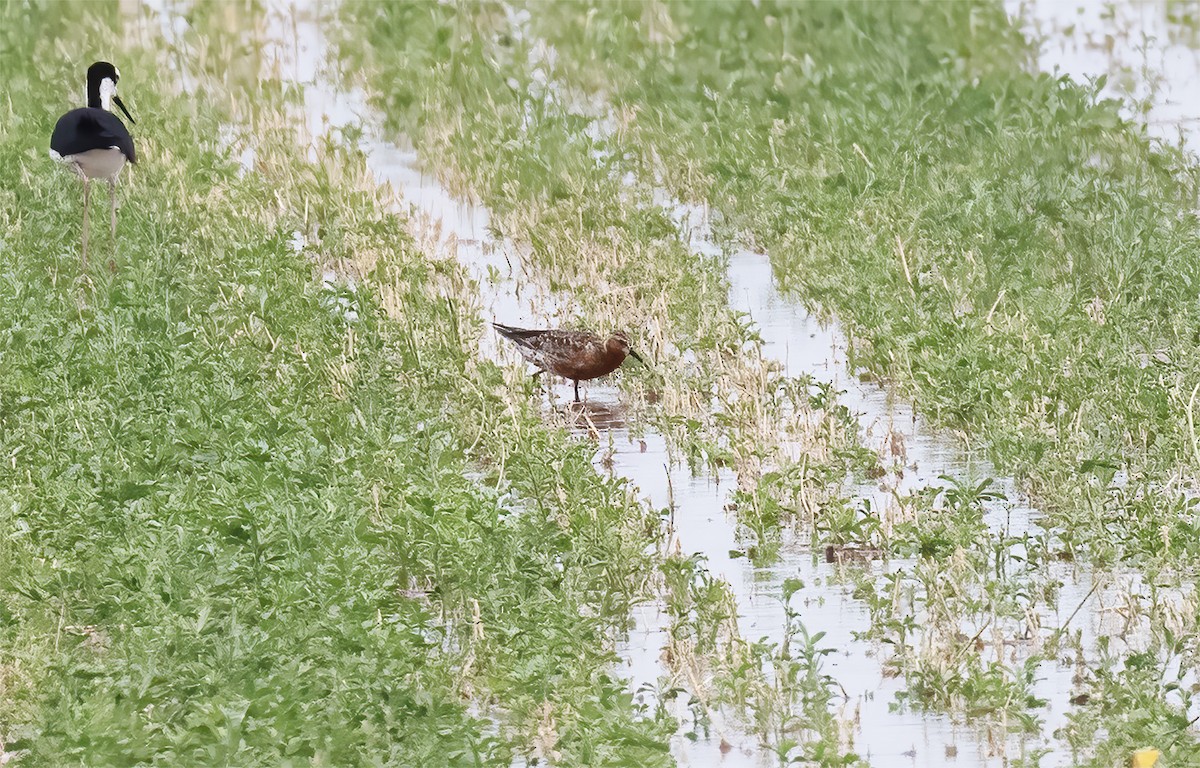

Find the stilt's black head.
xmin=86 ymin=61 xmax=134 ymax=125
xmin=87 ymin=61 xmax=120 ymax=86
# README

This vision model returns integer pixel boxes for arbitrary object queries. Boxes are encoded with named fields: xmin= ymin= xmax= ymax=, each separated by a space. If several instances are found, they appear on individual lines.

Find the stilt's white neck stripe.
xmin=100 ymin=77 xmax=117 ymax=112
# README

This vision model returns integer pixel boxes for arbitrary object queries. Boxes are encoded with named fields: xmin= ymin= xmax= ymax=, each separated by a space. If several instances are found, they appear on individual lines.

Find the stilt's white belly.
xmin=53 ymin=147 xmax=127 ymax=180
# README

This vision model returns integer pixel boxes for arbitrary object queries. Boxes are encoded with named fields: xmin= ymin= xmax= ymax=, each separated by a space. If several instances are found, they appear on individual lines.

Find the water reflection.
xmin=556 ymin=398 xmax=629 ymax=434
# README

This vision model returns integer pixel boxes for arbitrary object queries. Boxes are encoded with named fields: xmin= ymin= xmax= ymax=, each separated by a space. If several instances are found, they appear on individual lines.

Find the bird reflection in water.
xmin=556 ymin=399 xmax=628 ymax=435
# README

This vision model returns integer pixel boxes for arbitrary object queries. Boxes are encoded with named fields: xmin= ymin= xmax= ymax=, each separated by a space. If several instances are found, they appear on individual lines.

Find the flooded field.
xmin=5 ymin=0 xmax=1200 ymax=765
xmin=239 ymin=0 xmax=1200 ymax=764
xmin=196 ymin=0 xmax=1200 ymax=764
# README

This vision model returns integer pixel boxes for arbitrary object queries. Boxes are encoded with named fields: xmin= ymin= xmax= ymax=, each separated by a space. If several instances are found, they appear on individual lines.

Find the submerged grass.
xmin=0 ymin=2 xmax=672 ymax=765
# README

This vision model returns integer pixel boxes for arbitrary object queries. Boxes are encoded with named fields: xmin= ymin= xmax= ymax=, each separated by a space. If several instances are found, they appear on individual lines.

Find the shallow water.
xmin=149 ymin=0 xmax=1200 ymax=764
xmin=676 ymin=206 xmax=1048 ymax=767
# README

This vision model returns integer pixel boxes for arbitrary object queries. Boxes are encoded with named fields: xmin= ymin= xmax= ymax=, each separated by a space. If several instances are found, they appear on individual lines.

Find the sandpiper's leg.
xmin=81 ymin=178 xmax=91 ymax=268
xmin=108 ymin=178 xmax=117 ymax=238
xmin=574 ymin=379 xmax=581 ymax=402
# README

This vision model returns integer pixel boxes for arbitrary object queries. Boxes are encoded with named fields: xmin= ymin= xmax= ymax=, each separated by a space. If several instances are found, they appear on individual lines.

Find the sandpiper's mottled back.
xmin=493 ymin=323 xmax=644 ymax=401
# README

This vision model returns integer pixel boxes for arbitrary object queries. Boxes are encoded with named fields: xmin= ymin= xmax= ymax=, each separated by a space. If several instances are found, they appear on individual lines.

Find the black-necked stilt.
xmin=50 ymin=61 xmax=136 ymax=267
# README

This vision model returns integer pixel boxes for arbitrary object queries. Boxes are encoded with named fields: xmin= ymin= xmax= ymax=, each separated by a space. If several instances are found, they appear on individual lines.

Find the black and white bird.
xmin=50 ymin=61 xmax=136 ymax=266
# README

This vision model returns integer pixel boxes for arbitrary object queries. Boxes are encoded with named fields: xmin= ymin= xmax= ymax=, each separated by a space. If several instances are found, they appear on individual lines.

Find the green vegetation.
xmin=0 ymin=2 xmax=671 ymax=765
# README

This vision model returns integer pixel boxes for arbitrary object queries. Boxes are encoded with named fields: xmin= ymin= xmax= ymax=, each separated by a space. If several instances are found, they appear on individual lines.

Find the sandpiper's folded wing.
xmin=492 ymin=323 xmax=546 ymax=343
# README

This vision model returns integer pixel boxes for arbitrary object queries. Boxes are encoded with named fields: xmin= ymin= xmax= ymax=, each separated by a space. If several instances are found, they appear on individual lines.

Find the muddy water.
xmin=146 ymin=0 xmax=1200 ymax=764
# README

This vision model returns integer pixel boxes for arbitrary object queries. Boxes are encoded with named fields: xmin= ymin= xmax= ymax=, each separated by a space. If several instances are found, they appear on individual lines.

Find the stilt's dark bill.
xmin=112 ymin=95 xmax=135 ymax=125
xmin=49 ymin=61 xmax=137 ymax=266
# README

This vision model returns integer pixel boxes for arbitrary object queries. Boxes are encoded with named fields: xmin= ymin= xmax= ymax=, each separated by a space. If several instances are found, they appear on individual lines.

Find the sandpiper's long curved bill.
xmin=113 ymin=95 xmax=135 ymax=125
